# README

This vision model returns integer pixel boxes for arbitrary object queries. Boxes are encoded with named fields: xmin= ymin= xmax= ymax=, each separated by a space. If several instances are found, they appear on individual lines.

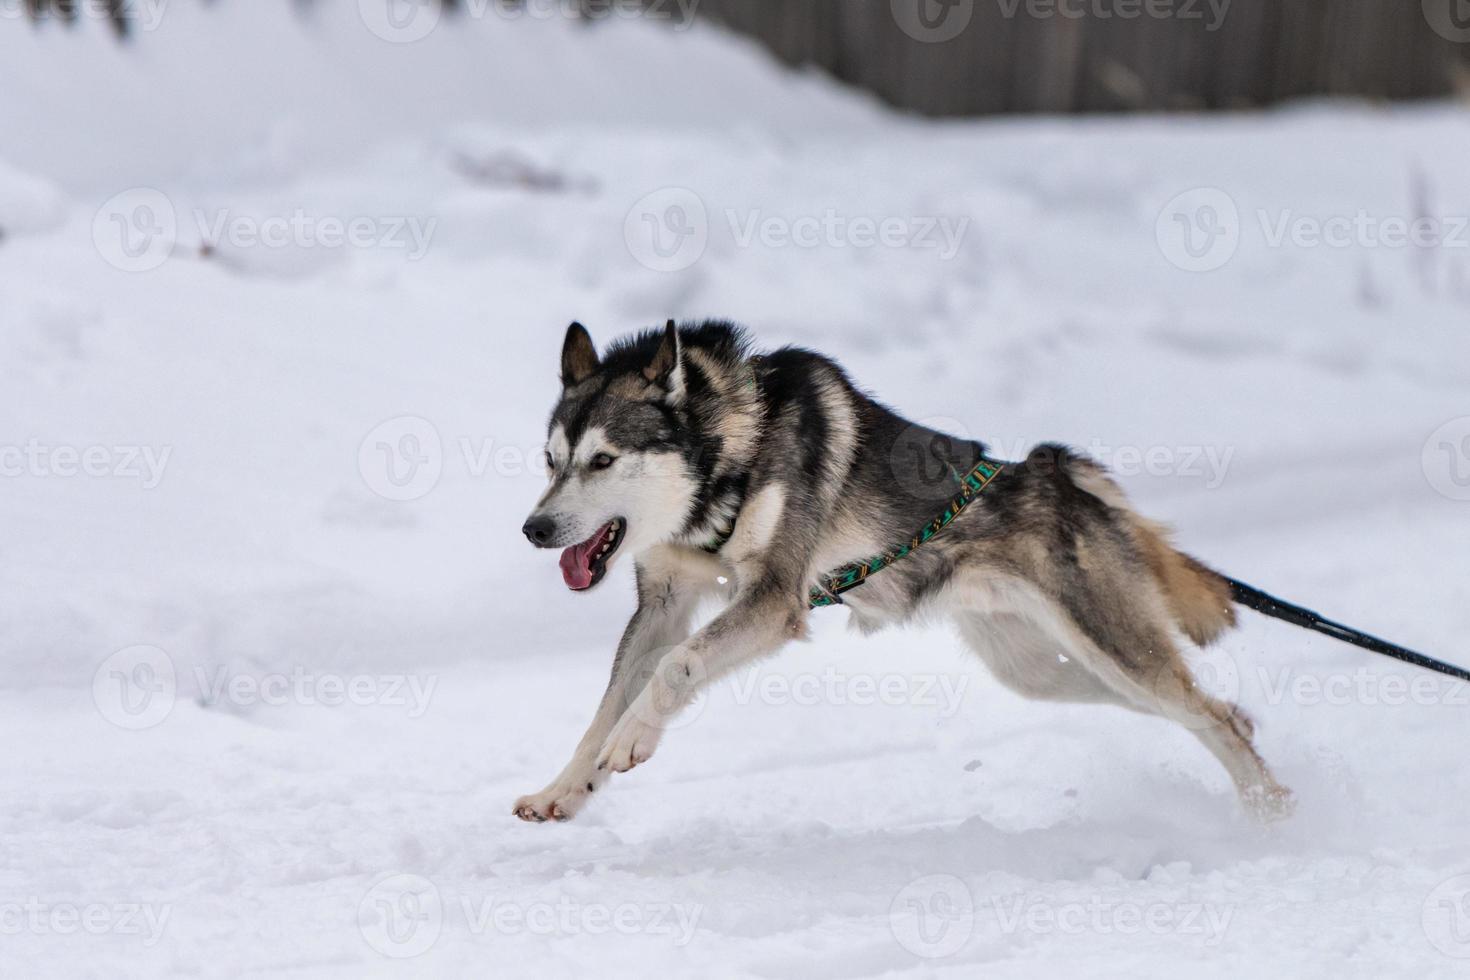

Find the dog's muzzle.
xmin=522 ymin=515 xmax=556 ymax=547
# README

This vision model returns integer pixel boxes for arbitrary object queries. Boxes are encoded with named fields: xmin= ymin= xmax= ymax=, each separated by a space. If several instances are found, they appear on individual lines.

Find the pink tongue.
xmin=559 ymin=542 xmax=594 ymax=590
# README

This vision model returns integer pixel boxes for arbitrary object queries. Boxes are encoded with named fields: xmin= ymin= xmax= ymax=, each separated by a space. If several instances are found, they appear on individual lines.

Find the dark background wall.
xmin=19 ymin=0 xmax=1470 ymax=114
xmin=690 ymin=0 xmax=1470 ymax=115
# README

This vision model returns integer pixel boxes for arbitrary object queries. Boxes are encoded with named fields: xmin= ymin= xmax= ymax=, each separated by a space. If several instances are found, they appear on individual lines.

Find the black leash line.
xmin=1225 ymin=577 xmax=1470 ymax=684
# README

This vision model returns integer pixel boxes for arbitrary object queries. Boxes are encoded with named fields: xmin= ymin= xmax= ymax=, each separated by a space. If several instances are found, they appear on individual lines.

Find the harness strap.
xmin=808 ymin=457 xmax=1004 ymax=609
xmin=701 ymin=520 xmax=736 ymax=555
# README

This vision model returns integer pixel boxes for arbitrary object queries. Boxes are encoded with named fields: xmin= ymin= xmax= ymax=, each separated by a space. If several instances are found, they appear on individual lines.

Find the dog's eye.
xmin=543 ymin=452 xmax=555 ymax=474
xmin=590 ymin=453 xmax=616 ymax=471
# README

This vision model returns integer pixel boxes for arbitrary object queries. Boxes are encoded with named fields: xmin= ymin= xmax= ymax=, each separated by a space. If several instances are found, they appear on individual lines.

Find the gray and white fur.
xmin=516 ymin=320 xmax=1292 ymax=823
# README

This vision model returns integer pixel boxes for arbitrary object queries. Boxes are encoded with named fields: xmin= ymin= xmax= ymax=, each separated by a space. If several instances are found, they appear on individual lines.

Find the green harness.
xmin=702 ymin=456 xmax=1006 ymax=609
xmin=807 ymin=457 xmax=1004 ymax=608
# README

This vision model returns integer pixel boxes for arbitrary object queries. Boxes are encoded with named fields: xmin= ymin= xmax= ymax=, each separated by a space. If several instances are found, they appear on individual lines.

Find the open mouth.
xmin=558 ymin=518 xmax=624 ymax=591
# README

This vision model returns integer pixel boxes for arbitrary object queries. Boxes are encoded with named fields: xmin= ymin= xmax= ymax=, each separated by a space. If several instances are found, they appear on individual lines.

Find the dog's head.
xmin=522 ymin=321 xmax=701 ymax=592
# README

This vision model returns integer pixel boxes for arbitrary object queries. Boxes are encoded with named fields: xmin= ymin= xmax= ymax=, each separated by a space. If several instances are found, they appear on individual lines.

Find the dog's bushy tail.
xmin=1063 ymin=453 xmax=1237 ymax=647
xmin=1128 ymin=517 xmax=1237 ymax=647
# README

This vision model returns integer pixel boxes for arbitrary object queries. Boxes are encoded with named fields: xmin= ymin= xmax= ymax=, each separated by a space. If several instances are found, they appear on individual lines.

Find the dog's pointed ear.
xmin=642 ymin=319 xmax=685 ymax=401
xmin=560 ymin=321 xmax=599 ymax=386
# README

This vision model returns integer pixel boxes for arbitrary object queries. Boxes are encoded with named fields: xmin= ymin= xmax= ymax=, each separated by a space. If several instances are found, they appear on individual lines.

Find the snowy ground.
xmin=3 ymin=3 xmax=1470 ymax=977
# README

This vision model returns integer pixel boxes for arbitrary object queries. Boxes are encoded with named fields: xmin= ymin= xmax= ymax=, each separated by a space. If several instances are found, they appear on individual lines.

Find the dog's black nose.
xmin=522 ymin=516 xmax=556 ymax=547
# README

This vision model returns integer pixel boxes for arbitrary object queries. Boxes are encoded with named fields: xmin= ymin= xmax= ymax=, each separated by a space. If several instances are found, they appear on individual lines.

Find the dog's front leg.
xmin=595 ymin=580 xmax=807 ymax=775
xmin=512 ymin=553 xmax=713 ymax=823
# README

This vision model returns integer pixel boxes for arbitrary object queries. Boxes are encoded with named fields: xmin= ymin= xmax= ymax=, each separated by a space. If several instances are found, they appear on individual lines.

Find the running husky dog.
xmin=515 ymin=320 xmax=1292 ymax=823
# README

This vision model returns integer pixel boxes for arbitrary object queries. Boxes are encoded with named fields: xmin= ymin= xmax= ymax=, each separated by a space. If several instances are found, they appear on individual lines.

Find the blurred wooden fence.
xmin=19 ymin=0 xmax=1470 ymax=114
xmin=686 ymin=0 xmax=1470 ymax=115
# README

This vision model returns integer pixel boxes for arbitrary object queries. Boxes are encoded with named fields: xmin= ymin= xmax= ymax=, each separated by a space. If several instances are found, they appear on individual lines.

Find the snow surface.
xmin=3 ymin=3 xmax=1470 ymax=977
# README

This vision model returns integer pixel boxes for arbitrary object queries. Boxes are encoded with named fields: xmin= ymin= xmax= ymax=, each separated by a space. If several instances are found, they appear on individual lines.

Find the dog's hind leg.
xmin=1060 ymin=454 xmax=1293 ymax=817
xmin=1143 ymin=656 xmax=1292 ymax=817
xmin=1058 ymin=603 xmax=1294 ymax=821
xmin=953 ymin=570 xmax=1292 ymax=820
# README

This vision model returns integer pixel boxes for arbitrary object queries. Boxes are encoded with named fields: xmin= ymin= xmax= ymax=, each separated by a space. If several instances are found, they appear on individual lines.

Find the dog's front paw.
xmin=512 ymin=781 xmax=594 ymax=823
xmin=595 ymin=713 xmax=663 ymax=774
xmin=1243 ymin=781 xmax=1297 ymax=824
